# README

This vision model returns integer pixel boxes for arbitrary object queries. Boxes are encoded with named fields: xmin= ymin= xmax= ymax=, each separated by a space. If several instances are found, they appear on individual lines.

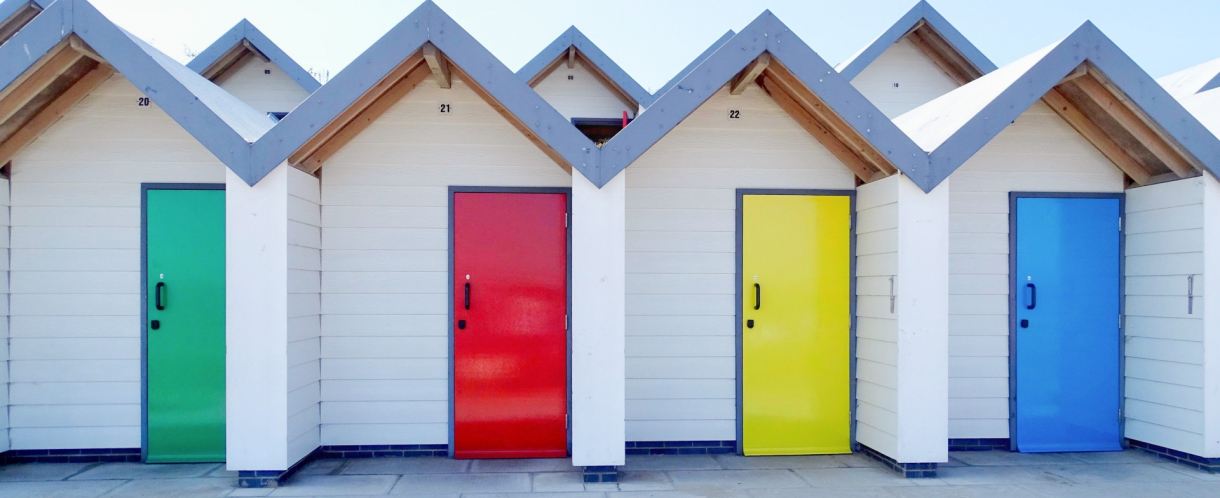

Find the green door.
xmin=146 ymin=189 xmax=226 ymax=463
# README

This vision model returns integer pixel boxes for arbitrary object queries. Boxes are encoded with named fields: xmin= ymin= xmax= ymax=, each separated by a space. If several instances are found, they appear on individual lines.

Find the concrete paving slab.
xmin=616 ymin=471 xmax=673 ymax=491
xmin=934 ymin=465 xmax=1071 ymax=486
xmin=466 ymin=494 xmax=605 ymax=498
xmin=71 ymin=463 xmax=221 ymax=480
xmin=227 ymin=488 xmax=275 ymax=496
xmin=713 ymin=455 xmax=844 ymax=470
xmin=1017 ymin=481 xmax=1191 ymax=498
xmin=749 ymin=487 xmax=898 ymax=498
xmin=389 ymin=472 xmax=531 ymax=494
xmin=608 ymin=491 xmax=751 ymax=498
xmin=0 ymin=478 xmax=126 ymax=497
xmin=668 ymin=470 xmax=807 ymax=490
xmin=101 ymin=477 xmax=235 ymax=497
xmin=584 ymin=483 xmax=619 ymax=491
xmin=0 ymin=462 xmax=97 ymax=481
xmin=794 ymin=467 xmax=915 ymax=488
xmin=1040 ymin=463 xmax=1203 ymax=483
xmin=948 ymin=451 xmax=1085 ymax=466
xmin=1060 ymin=450 xmax=1163 ymax=464
xmin=622 ymin=456 xmax=721 ymax=471
xmin=830 ymin=454 xmax=885 ymax=469
xmin=295 ymin=459 xmax=346 ymax=476
xmin=885 ymin=484 xmax=1037 ymax=497
xmin=268 ymin=475 xmax=399 ymax=496
xmin=531 ymin=472 xmax=585 ymax=492
xmin=1153 ymin=462 xmax=1220 ymax=481
xmin=342 ymin=458 xmax=470 ymax=475
xmin=470 ymin=459 xmax=577 ymax=473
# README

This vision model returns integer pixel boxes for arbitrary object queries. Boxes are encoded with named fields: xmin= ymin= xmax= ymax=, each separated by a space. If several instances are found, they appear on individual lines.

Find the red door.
xmin=453 ymin=192 xmax=568 ymax=459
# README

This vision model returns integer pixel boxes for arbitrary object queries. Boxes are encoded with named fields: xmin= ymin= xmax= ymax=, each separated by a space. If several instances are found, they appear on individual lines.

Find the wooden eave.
xmin=525 ymin=47 xmax=639 ymax=110
xmin=0 ymin=3 xmax=39 ymax=46
xmin=199 ymin=41 xmax=271 ymax=82
xmin=0 ymin=36 xmax=115 ymax=165
xmin=288 ymin=47 xmax=573 ymax=176
xmin=1042 ymin=63 xmax=1202 ymax=187
xmin=905 ymin=20 xmax=986 ymax=86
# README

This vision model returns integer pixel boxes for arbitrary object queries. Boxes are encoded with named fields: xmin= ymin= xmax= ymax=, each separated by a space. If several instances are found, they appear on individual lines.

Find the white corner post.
xmin=895 ymin=175 xmax=950 ymax=464
xmin=226 ymin=164 xmax=290 ymax=472
xmin=1203 ymin=174 xmax=1220 ymax=459
xmin=0 ymin=178 xmax=9 ymax=453
xmin=570 ymin=169 xmax=627 ymax=470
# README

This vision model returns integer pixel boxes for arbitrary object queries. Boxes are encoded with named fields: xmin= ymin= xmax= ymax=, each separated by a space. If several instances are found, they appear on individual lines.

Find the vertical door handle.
xmin=754 ymin=283 xmax=761 ymax=310
xmin=1026 ymin=283 xmax=1036 ymax=310
xmin=155 ymin=282 xmax=166 ymax=310
xmin=464 ymin=283 xmax=471 ymax=310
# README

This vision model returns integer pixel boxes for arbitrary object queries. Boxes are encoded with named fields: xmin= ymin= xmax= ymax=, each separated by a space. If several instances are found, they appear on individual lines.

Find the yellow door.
xmin=742 ymin=194 xmax=851 ymax=455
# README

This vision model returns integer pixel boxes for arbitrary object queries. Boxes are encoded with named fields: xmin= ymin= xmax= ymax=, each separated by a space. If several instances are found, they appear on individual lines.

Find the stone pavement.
xmin=0 ymin=449 xmax=1217 ymax=497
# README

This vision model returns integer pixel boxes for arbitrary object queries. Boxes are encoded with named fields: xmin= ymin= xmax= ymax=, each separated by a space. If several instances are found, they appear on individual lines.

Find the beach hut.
xmin=893 ymin=22 xmax=1220 ymax=470
xmin=0 ymin=0 xmax=271 ymax=468
xmin=188 ymin=19 xmax=320 ymax=117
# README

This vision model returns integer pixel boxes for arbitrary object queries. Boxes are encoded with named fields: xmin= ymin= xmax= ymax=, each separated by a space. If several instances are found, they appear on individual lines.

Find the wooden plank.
xmin=199 ymin=45 xmax=248 ymax=81
xmin=567 ymin=46 xmax=576 ymax=69
xmin=0 ymin=48 xmax=83 ymax=125
xmin=0 ymin=65 xmax=114 ymax=166
xmin=288 ymin=53 xmax=424 ymax=166
xmin=908 ymin=28 xmax=972 ymax=86
xmin=68 ymin=35 xmax=106 ymax=65
xmin=242 ymin=40 xmax=271 ymax=63
xmin=759 ymin=76 xmax=874 ymax=182
xmin=730 ymin=53 xmax=770 ymax=95
xmin=1042 ymin=88 xmax=1152 ymax=186
xmin=1058 ymin=65 xmax=1088 ymax=85
xmin=301 ymin=65 xmax=431 ymax=172
xmin=421 ymin=43 xmax=451 ymax=89
xmin=449 ymin=64 xmax=573 ymax=174
xmin=0 ymin=4 xmax=39 ymax=45
xmin=1073 ymin=76 xmax=1195 ymax=178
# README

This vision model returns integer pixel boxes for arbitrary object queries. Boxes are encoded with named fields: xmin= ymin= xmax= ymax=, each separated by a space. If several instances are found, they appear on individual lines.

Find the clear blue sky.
xmin=91 ymin=0 xmax=1220 ymax=89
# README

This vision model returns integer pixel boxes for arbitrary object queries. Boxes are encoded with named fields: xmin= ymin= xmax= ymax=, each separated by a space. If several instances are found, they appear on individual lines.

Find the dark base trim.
xmin=626 ymin=441 xmax=735 ymax=455
xmin=948 ymin=438 xmax=1010 ymax=452
xmin=584 ymin=465 xmax=618 ymax=483
xmin=238 ymin=448 xmax=321 ymax=488
xmin=859 ymin=444 xmax=937 ymax=478
xmin=0 ymin=448 xmax=140 ymax=465
xmin=1128 ymin=439 xmax=1220 ymax=474
xmin=316 ymin=444 xmax=449 ymax=459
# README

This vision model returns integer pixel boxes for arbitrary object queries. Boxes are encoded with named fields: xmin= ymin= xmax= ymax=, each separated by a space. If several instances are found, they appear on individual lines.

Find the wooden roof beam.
xmin=759 ymin=75 xmax=876 ymax=182
xmin=567 ymin=46 xmax=576 ymax=69
xmin=730 ymin=53 xmax=770 ymax=95
xmin=0 ymin=47 xmax=83 ymax=126
xmin=0 ymin=64 xmax=114 ymax=165
xmin=1043 ymin=88 xmax=1152 ymax=185
xmin=908 ymin=28 xmax=973 ymax=86
xmin=422 ymin=43 xmax=451 ymax=89
xmin=1073 ymin=75 xmax=1196 ymax=178
xmin=69 ymin=35 xmax=106 ymax=65
xmin=241 ymin=40 xmax=271 ymax=63
xmin=451 ymin=64 xmax=572 ymax=175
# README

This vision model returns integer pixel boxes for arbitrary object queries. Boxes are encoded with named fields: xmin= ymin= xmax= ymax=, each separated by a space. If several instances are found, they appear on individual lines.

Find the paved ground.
xmin=0 ymin=449 xmax=1216 ymax=497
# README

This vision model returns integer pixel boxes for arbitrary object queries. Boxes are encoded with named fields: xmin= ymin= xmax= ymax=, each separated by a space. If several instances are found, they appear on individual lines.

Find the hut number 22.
xmin=728 ymin=109 xmax=741 ymax=119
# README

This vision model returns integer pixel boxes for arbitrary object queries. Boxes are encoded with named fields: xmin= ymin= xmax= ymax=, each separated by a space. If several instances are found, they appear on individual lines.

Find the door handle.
xmin=155 ymin=282 xmax=166 ymax=310
xmin=754 ymin=283 xmax=761 ymax=311
xmin=1026 ymin=283 xmax=1036 ymax=310
xmin=464 ymin=283 xmax=471 ymax=310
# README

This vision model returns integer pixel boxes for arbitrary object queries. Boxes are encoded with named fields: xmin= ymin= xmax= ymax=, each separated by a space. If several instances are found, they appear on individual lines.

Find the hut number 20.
xmin=137 ymin=97 xmax=151 ymax=107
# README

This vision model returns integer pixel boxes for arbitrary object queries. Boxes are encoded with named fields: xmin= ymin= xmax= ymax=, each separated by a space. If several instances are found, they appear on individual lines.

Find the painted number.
xmin=439 ymin=103 xmax=452 ymax=114
xmin=729 ymin=109 xmax=741 ymax=119
xmin=137 ymin=97 xmax=151 ymax=107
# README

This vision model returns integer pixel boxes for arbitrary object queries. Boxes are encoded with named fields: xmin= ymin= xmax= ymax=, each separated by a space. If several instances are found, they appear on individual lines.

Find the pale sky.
xmin=89 ymin=0 xmax=1220 ymax=90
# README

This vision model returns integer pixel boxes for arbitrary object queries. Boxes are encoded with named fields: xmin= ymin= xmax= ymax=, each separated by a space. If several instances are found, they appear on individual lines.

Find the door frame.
xmin=1006 ymin=191 xmax=1125 ymax=452
xmin=734 ymin=188 xmax=857 ymax=455
xmin=446 ymin=186 xmax=573 ymax=458
xmin=139 ymin=183 xmax=226 ymax=463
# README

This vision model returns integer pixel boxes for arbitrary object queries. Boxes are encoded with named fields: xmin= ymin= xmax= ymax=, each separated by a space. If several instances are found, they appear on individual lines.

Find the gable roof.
xmin=188 ymin=18 xmax=320 ymax=93
xmin=652 ymin=29 xmax=735 ymax=100
xmin=1158 ymin=56 xmax=1220 ymax=100
xmin=0 ymin=0 xmax=51 ymax=46
xmin=517 ymin=26 xmax=652 ymax=108
xmin=0 ymin=0 xmax=271 ymax=170
xmin=894 ymin=22 xmax=1220 ymax=189
xmin=837 ymin=1 xmax=995 ymax=83
xmin=247 ymin=0 xmax=593 ymax=185
xmin=1178 ymin=86 xmax=1220 ymax=139
xmin=597 ymin=10 xmax=928 ymax=188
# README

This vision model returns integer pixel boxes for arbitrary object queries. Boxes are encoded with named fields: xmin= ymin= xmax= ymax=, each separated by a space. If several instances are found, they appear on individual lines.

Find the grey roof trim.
xmin=596 ymin=10 xmax=931 ymax=189
xmin=898 ymin=22 xmax=1220 ymax=189
xmin=653 ymin=29 xmax=735 ymax=99
xmin=187 ymin=19 xmax=321 ymax=93
xmin=248 ymin=0 xmax=595 ymax=185
xmin=0 ymin=0 xmax=51 ymax=45
xmin=517 ymin=26 xmax=653 ymax=108
xmin=837 ymin=0 xmax=995 ymax=81
xmin=0 ymin=0 xmax=270 ymax=181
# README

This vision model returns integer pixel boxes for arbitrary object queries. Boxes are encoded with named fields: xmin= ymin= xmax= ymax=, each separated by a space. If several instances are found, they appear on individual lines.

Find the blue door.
xmin=1014 ymin=196 xmax=1121 ymax=453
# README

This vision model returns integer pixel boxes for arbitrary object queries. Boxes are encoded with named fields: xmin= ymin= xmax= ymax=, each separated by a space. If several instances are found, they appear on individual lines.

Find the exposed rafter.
xmin=730 ymin=53 xmax=770 ymax=95
xmin=422 ymin=43 xmax=451 ymax=89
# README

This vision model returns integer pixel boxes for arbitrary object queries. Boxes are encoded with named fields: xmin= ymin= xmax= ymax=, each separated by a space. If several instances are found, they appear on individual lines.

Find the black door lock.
xmin=150 ymin=320 xmax=160 ymax=330
xmin=1020 ymin=319 xmax=1029 ymax=328
xmin=746 ymin=319 xmax=754 ymax=329
xmin=458 ymin=320 xmax=466 ymax=330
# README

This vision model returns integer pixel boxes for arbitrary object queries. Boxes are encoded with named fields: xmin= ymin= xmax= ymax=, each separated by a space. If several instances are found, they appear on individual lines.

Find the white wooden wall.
xmin=214 ymin=54 xmax=313 ymax=116
xmin=317 ymin=75 xmax=570 ymax=445
xmin=0 ymin=178 xmax=9 ymax=452
xmin=624 ymin=83 xmax=856 ymax=441
xmin=7 ymin=74 xmax=225 ymax=449
xmin=854 ymin=176 xmax=900 ymax=456
xmin=287 ymin=168 xmax=321 ymax=463
xmin=1124 ymin=177 xmax=1206 ymax=456
xmin=849 ymin=38 xmax=962 ymax=119
xmin=947 ymin=101 xmax=1125 ymax=439
xmin=532 ymin=58 xmax=636 ymax=120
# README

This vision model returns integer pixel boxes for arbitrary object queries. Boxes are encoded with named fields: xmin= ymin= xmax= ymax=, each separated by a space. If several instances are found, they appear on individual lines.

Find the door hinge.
xmin=566 ymin=413 xmax=569 ymax=429
xmin=565 ymin=314 xmax=569 ymax=330
xmin=565 ymin=212 xmax=569 ymax=228
xmin=1118 ymin=217 xmax=1122 ymax=231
